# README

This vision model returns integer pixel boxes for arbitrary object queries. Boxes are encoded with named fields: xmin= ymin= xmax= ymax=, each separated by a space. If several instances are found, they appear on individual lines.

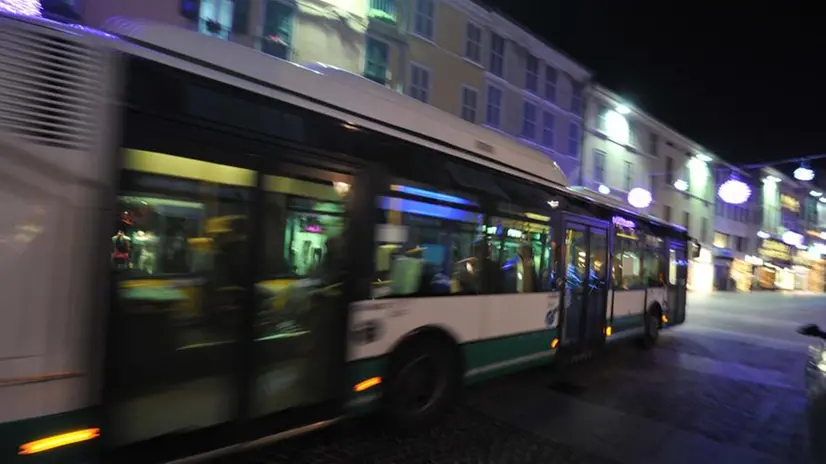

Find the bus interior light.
xmin=391 ymin=185 xmax=472 ymax=206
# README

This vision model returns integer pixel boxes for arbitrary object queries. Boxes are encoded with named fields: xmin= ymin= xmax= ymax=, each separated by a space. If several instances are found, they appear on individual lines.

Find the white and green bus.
xmin=0 ymin=13 xmax=694 ymax=463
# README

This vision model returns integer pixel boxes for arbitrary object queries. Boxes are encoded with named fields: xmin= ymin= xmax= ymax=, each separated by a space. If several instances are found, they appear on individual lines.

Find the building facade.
xmin=77 ymin=0 xmax=590 ymax=178
xmin=580 ymin=86 xmax=716 ymax=292
xmin=748 ymin=167 xmax=826 ymax=292
xmin=710 ymin=165 xmax=760 ymax=292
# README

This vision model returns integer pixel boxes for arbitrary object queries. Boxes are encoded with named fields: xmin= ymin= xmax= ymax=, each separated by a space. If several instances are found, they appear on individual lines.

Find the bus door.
xmin=561 ymin=219 xmax=609 ymax=349
xmin=667 ymin=243 xmax=688 ymax=324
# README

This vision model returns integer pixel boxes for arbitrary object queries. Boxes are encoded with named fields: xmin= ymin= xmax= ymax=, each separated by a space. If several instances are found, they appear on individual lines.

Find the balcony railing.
xmin=369 ymin=0 xmax=397 ymax=25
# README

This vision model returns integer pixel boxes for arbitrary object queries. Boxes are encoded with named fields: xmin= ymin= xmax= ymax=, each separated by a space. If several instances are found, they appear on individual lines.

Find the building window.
xmin=663 ymin=205 xmax=672 ymax=223
xmin=623 ymin=160 xmax=632 ymax=191
xmin=521 ymin=101 xmax=537 ymax=139
xmin=369 ymin=0 xmax=398 ymax=24
xmin=649 ymin=132 xmax=658 ymax=156
xmin=412 ymin=0 xmax=435 ymax=40
xmin=567 ymin=122 xmax=580 ymax=157
xmin=364 ymin=37 xmax=389 ymax=84
xmin=464 ymin=22 xmax=482 ymax=63
xmin=489 ymin=33 xmax=505 ymax=77
xmin=262 ymin=1 xmax=294 ymax=60
xmin=408 ymin=64 xmax=430 ymax=103
xmin=713 ymin=232 xmax=728 ymax=248
xmin=683 ymin=211 xmax=690 ymax=230
xmin=701 ymin=217 xmax=708 ymax=243
xmin=461 ymin=86 xmax=478 ymax=123
xmin=485 ymin=85 xmax=503 ymax=128
xmin=571 ymin=83 xmax=583 ymax=115
xmin=545 ymin=65 xmax=557 ymax=103
xmin=542 ymin=111 xmax=555 ymax=148
xmin=525 ymin=54 xmax=539 ymax=93
xmin=737 ymin=236 xmax=747 ymax=252
xmin=665 ymin=157 xmax=674 ymax=184
xmin=198 ymin=0 xmax=236 ymax=40
xmin=594 ymin=149 xmax=606 ymax=184
xmin=650 ymin=174 xmax=657 ymax=191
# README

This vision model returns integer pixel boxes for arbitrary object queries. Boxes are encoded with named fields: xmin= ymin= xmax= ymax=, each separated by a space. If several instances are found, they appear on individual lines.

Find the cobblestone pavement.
xmin=211 ymin=293 xmax=820 ymax=464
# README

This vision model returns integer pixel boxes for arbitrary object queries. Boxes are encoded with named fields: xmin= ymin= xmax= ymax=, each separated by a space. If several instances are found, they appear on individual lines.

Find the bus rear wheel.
xmin=641 ymin=310 xmax=660 ymax=349
xmin=382 ymin=335 xmax=461 ymax=433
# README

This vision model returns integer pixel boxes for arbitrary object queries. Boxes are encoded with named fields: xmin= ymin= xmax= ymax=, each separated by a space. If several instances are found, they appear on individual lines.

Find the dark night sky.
xmin=487 ymin=1 xmax=825 ymax=172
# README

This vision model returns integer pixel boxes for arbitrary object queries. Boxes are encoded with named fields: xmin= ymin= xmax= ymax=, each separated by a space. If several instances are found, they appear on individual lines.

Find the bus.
xmin=0 ymin=12 xmax=694 ymax=463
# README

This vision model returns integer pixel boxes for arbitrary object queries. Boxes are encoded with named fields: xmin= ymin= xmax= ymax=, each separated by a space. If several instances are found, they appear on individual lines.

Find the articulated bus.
xmin=0 ymin=13 xmax=695 ymax=463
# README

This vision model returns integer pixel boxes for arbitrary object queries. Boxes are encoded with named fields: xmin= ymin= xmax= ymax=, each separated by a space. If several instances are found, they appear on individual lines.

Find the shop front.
xmin=755 ymin=238 xmax=794 ymax=290
xmin=687 ymin=246 xmax=714 ymax=293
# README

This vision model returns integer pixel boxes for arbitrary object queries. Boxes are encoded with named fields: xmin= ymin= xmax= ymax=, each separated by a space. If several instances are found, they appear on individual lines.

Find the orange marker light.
xmin=605 ymin=326 xmax=613 ymax=336
xmin=550 ymin=338 xmax=559 ymax=349
xmin=19 ymin=428 xmax=100 ymax=455
xmin=662 ymin=314 xmax=669 ymax=323
xmin=354 ymin=376 xmax=382 ymax=392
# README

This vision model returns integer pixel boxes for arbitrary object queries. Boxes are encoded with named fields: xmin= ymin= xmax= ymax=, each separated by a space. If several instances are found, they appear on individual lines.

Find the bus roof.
xmin=98 ymin=18 xmax=569 ymax=190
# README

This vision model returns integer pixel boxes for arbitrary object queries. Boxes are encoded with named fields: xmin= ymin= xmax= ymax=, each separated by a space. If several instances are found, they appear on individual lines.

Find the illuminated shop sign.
xmin=781 ymin=194 xmax=800 ymax=212
xmin=612 ymin=216 xmax=635 ymax=229
xmin=758 ymin=239 xmax=792 ymax=262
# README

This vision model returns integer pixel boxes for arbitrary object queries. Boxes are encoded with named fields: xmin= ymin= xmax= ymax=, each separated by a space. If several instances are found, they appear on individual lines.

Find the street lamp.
xmin=627 ymin=187 xmax=652 ymax=208
xmin=763 ymin=175 xmax=781 ymax=183
xmin=810 ymin=190 xmax=823 ymax=197
xmin=598 ymin=184 xmax=610 ymax=194
xmin=696 ymin=153 xmax=712 ymax=163
xmin=674 ymin=179 xmax=689 ymax=191
xmin=795 ymin=164 xmax=815 ymax=182
xmin=615 ymin=104 xmax=631 ymax=115
xmin=0 ymin=0 xmax=41 ymax=15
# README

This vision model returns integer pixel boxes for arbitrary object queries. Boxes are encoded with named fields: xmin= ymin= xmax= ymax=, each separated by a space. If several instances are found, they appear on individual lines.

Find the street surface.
xmin=213 ymin=292 xmax=824 ymax=464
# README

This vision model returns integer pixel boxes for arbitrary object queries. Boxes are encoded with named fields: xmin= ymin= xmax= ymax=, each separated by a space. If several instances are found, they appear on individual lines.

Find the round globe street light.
xmin=795 ymin=164 xmax=815 ymax=181
xmin=628 ymin=187 xmax=652 ymax=208
xmin=718 ymin=178 xmax=751 ymax=205
xmin=674 ymin=179 xmax=689 ymax=191
xmin=811 ymin=190 xmax=823 ymax=198
xmin=598 ymin=184 xmax=611 ymax=195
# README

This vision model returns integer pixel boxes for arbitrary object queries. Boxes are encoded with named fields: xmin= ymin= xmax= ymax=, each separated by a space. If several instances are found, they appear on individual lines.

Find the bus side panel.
xmin=0 ymin=15 xmax=122 ymax=461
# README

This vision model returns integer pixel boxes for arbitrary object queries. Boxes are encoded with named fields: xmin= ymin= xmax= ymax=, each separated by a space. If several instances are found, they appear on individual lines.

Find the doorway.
xmin=561 ymin=220 xmax=609 ymax=349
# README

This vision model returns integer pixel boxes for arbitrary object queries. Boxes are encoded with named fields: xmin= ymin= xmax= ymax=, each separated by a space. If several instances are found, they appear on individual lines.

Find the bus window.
xmin=373 ymin=183 xmax=484 ymax=298
xmin=110 ymin=149 xmax=255 ymax=445
xmin=644 ymin=249 xmax=667 ymax=287
xmin=487 ymin=218 xmax=552 ymax=294
xmin=613 ymin=235 xmax=644 ymax=290
xmin=252 ymin=169 xmax=351 ymax=417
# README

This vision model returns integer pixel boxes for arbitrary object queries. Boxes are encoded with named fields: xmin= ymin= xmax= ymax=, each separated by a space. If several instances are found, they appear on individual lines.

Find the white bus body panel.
xmin=0 ymin=14 xmax=120 ymax=424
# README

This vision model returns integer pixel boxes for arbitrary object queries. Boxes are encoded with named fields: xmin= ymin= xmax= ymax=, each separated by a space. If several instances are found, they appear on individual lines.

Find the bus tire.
xmin=382 ymin=333 xmax=461 ymax=433
xmin=641 ymin=306 xmax=660 ymax=349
